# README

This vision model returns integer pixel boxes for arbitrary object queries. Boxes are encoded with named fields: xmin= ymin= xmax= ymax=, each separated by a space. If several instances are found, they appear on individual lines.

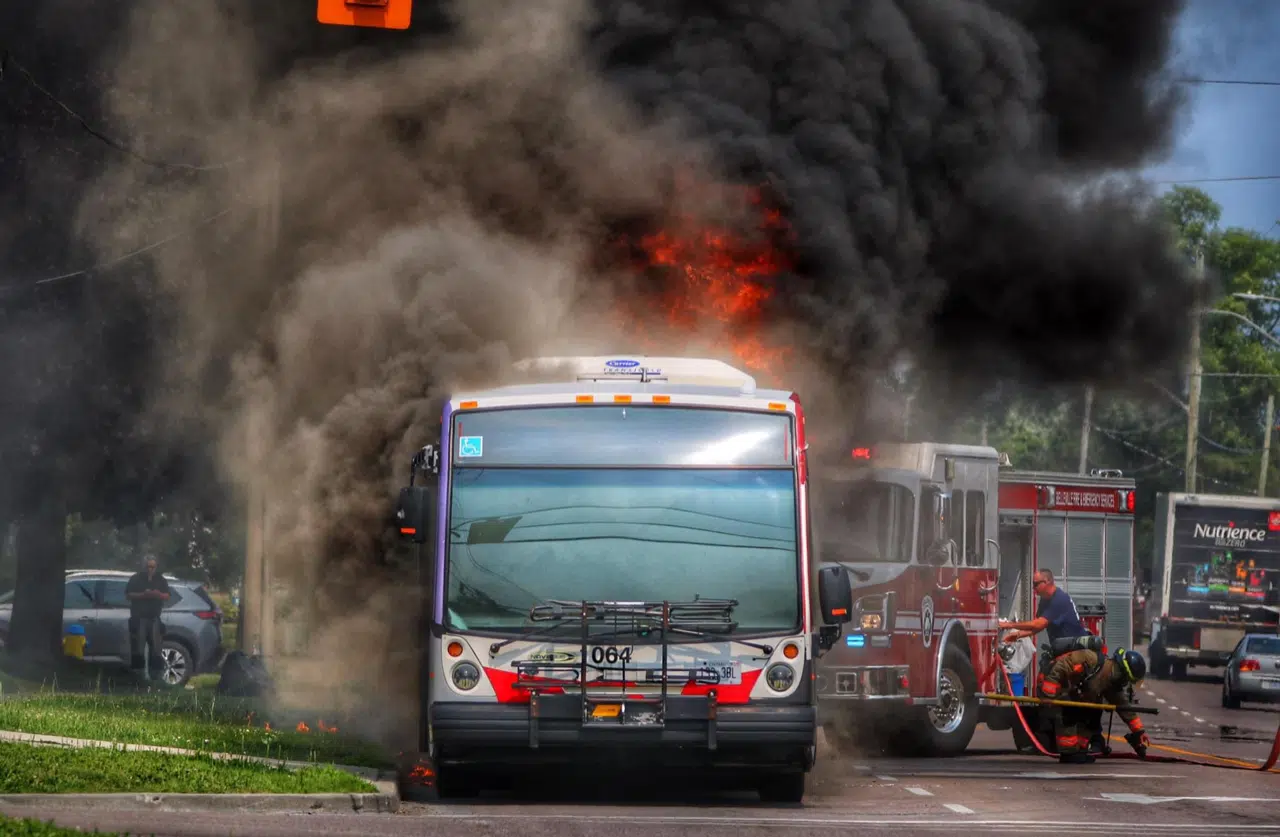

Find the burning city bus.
xmin=394 ymin=355 xmax=851 ymax=801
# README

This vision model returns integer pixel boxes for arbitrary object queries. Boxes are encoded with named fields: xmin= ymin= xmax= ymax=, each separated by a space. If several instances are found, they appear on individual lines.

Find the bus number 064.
xmin=590 ymin=646 xmax=633 ymax=665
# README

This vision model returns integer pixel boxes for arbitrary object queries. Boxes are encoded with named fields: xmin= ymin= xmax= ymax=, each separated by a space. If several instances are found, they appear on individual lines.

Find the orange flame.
xmin=620 ymin=180 xmax=795 ymax=378
xmin=406 ymin=763 xmax=436 ymax=785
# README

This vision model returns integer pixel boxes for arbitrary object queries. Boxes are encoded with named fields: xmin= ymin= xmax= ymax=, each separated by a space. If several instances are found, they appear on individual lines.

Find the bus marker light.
xmin=592 ymin=704 xmax=622 ymax=718
xmin=576 ymin=395 xmax=594 ymax=403
xmin=459 ymin=400 xmax=478 ymax=410
xmin=613 ymin=394 xmax=632 ymax=403
xmin=782 ymin=643 xmax=799 ymax=660
xmin=446 ymin=641 xmax=463 ymax=658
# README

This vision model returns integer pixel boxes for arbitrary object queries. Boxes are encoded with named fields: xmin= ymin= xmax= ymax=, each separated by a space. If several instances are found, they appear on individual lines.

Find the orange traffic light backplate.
xmin=316 ymin=0 xmax=411 ymax=30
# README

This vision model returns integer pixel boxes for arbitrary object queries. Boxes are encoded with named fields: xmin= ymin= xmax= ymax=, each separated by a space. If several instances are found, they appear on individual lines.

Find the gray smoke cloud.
xmin=71 ymin=0 xmax=1196 ymax=746
xmin=76 ymin=0 xmax=706 ymax=744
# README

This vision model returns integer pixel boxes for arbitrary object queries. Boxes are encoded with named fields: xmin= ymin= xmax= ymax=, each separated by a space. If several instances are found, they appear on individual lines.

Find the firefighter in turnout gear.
xmin=1040 ymin=647 xmax=1149 ymax=764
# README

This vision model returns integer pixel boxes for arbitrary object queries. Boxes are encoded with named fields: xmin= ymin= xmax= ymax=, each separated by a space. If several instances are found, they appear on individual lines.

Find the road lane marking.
xmin=1095 ymin=793 xmax=1280 ymax=805
xmin=417 ymin=812 xmax=1280 ymax=831
xmin=944 ymin=803 xmax=976 ymax=814
xmin=1157 ymin=698 xmax=1167 ymax=704
xmin=1194 ymin=717 xmax=1205 ymax=723
xmin=906 ymin=786 xmax=934 ymax=796
xmin=875 ymin=775 xmax=898 ymax=782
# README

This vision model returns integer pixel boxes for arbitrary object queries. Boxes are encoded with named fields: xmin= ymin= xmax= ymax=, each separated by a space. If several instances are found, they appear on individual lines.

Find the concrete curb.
xmin=0 ymin=729 xmax=389 ymax=783
xmin=0 ymin=781 xmax=400 ymax=813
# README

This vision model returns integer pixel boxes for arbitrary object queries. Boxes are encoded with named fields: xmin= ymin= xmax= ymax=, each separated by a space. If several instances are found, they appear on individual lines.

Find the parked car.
xmin=1221 ymin=632 xmax=1280 ymax=708
xmin=0 ymin=569 xmax=223 ymax=686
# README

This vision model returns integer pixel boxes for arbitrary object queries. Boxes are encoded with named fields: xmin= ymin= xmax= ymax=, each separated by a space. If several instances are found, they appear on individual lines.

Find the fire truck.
xmin=812 ymin=443 xmax=1136 ymax=756
xmin=394 ymin=356 xmax=852 ymax=801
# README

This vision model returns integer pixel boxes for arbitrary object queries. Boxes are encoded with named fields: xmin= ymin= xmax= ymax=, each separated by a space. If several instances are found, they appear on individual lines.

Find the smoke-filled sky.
xmin=0 ymin=0 xmax=1227 ymax=733
xmin=1147 ymin=0 xmax=1280 ymax=232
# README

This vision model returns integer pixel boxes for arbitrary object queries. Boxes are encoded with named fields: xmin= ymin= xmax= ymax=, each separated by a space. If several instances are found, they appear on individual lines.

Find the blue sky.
xmin=1145 ymin=0 xmax=1280 ymax=234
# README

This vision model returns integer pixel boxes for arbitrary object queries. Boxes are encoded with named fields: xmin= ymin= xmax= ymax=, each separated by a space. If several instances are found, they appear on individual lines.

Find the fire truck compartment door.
xmin=998 ymin=524 xmax=1032 ymax=620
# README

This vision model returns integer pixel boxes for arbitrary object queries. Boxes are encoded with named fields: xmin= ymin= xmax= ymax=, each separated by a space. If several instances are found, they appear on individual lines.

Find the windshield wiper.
xmin=487 ymin=604 xmax=589 ymax=656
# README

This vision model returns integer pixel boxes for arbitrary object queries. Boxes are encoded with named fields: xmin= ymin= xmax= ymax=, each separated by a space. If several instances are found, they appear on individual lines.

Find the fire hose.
xmin=995 ymin=657 xmax=1280 ymax=772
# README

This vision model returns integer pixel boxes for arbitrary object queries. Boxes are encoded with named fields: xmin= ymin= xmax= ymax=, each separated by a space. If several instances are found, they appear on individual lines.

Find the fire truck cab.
xmin=813 ymin=443 xmax=1137 ymax=757
xmin=813 ymin=442 xmax=1002 ymax=756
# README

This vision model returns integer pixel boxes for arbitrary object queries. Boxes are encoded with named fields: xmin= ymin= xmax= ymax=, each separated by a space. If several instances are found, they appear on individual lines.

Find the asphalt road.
xmin=6 ymin=657 xmax=1277 ymax=837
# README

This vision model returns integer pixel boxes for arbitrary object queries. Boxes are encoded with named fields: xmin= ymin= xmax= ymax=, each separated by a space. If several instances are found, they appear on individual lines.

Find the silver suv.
xmin=0 ymin=569 xmax=224 ymax=686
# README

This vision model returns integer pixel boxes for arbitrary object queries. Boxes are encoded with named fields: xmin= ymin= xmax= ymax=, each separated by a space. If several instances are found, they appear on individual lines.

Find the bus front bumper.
xmin=431 ymin=697 xmax=815 ymax=755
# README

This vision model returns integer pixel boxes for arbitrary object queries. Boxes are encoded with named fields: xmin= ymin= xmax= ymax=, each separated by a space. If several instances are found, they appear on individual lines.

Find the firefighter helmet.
xmin=1112 ymin=648 xmax=1146 ymax=684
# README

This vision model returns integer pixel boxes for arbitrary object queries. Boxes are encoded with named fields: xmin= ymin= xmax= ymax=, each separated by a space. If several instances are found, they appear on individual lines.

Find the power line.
xmin=1155 ymin=175 xmax=1280 ymax=184
xmin=1175 ymin=77 xmax=1280 ymax=87
xmin=0 ymin=206 xmax=239 ymax=298
xmin=1 ymin=50 xmax=244 ymax=173
xmin=1091 ymin=425 xmax=1237 ymax=488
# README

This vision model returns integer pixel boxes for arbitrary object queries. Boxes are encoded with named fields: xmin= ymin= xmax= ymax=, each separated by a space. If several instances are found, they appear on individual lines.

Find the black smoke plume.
xmin=588 ymin=0 xmax=1198 ymax=420
xmin=55 ymin=0 xmax=1196 ymax=740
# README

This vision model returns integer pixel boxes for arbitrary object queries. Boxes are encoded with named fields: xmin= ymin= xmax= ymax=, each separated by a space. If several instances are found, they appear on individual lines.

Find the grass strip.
xmin=0 ymin=692 xmax=393 ymax=769
xmin=0 ymin=740 xmax=377 ymax=794
xmin=0 ymin=814 xmax=130 ymax=835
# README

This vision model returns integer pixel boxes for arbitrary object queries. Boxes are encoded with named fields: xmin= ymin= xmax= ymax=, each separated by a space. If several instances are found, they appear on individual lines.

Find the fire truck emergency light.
xmin=851 ymin=447 xmax=873 ymax=460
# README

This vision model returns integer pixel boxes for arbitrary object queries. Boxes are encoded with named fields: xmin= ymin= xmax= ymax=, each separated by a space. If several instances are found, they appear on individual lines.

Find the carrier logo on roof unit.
xmin=605 ymin=359 xmax=640 ymax=369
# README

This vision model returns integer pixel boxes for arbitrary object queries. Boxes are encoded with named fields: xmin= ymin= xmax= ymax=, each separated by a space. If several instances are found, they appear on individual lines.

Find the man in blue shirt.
xmin=1000 ymin=569 xmax=1105 ymax=757
xmin=1000 ymin=569 xmax=1089 ymax=646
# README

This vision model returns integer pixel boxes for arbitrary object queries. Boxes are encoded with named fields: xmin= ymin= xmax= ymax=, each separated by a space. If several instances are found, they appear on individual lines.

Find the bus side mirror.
xmin=818 ymin=565 xmax=853 ymax=626
xmin=396 ymin=486 xmax=433 ymax=544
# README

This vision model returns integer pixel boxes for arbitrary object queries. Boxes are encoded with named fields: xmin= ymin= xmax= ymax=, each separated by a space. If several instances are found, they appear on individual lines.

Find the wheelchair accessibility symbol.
xmin=458 ymin=436 xmax=484 ymax=458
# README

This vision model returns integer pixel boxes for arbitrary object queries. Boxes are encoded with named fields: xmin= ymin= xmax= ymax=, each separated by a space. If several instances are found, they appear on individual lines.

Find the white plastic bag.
xmin=1001 ymin=636 xmax=1036 ymax=673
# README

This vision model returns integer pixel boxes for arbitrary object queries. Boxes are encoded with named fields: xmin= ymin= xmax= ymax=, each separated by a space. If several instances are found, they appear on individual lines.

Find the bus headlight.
xmin=765 ymin=663 xmax=795 ymax=692
xmin=451 ymin=661 xmax=481 ymax=691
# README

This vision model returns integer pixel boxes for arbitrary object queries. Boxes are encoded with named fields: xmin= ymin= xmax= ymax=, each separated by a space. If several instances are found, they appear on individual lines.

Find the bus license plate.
xmin=1262 ymin=680 xmax=1280 ymax=691
xmin=695 ymin=661 xmax=741 ymax=685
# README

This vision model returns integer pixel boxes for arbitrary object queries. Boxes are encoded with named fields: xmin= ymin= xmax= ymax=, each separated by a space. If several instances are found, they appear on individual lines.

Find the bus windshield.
xmin=443 ymin=406 xmax=800 ymax=635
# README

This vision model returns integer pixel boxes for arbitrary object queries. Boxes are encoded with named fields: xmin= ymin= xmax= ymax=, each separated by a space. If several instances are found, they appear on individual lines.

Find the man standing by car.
xmin=126 ymin=556 xmax=170 ymax=680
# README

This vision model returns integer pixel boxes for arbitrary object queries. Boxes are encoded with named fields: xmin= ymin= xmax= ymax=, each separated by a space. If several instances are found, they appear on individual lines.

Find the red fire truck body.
xmin=812 ymin=443 xmax=1136 ymax=756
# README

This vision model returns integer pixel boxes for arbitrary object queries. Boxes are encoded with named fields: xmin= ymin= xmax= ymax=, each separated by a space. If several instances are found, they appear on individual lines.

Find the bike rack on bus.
xmin=510 ymin=598 xmax=740 ymax=750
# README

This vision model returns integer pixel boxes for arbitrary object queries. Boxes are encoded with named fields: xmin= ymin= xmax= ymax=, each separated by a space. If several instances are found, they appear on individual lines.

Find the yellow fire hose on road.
xmin=994 ymin=668 xmax=1280 ymax=772
xmin=982 ymin=692 xmax=1160 ymax=715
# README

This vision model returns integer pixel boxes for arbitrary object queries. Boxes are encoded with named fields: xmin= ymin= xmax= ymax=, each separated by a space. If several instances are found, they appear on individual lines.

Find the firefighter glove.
xmin=1125 ymin=731 xmax=1149 ymax=757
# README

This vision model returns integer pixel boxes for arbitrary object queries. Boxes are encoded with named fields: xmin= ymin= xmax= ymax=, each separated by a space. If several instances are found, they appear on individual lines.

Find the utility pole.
xmin=1078 ymin=385 xmax=1094 ymax=475
xmin=980 ymin=418 xmax=989 ymax=446
xmin=1261 ymin=393 xmax=1275 ymax=497
xmin=1185 ymin=250 xmax=1205 ymax=493
xmin=242 ymin=151 xmax=281 ymax=657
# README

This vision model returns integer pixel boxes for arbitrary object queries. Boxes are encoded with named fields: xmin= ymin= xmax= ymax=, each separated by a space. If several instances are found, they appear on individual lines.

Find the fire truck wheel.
xmin=757 ymin=771 xmax=806 ymax=804
xmin=921 ymin=644 xmax=979 ymax=757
